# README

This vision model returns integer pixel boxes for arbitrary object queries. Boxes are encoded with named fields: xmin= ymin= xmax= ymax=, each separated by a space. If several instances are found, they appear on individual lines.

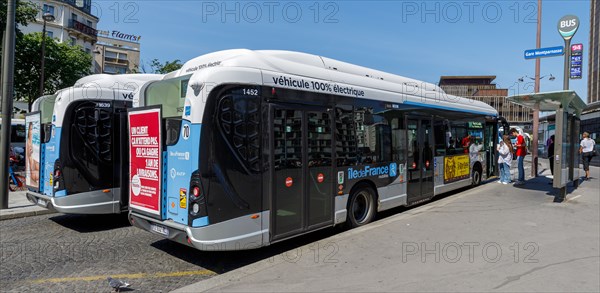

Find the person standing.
xmin=548 ymin=135 xmax=555 ymax=176
xmin=511 ymin=128 xmax=526 ymax=185
xmin=497 ymin=135 xmax=513 ymax=184
xmin=461 ymin=134 xmax=471 ymax=154
xmin=579 ymin=132 xmax=596 ymax=180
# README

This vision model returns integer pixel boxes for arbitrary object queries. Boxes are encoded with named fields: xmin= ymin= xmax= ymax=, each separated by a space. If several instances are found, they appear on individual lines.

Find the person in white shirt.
xmin=469 ymin=136 xmax=483 ymax=162
xmin=579 ymin=132 xmax=596 ymax=180
xmin=497 ymin=135 xmax=513 ymax=184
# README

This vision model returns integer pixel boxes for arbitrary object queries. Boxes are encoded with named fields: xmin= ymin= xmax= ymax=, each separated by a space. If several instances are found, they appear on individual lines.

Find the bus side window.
xmin=355 ymin=110 xmax=391 ymax=164
xmin=433 ymin=118 xmax=447 ymax=156
xmin=42 ymin=123 xmax=53 ymax=143
xmin=391 ymin=115 xmax=406 ymax=163
xmin=335 ymin=105 xmax=357 ymax=167
xmin=165 ymin=118 xmax=182 ymax=146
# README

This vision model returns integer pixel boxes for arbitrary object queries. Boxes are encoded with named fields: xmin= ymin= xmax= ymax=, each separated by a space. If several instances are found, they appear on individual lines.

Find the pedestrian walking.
xmin=548 ymin=135 xmax=555 ymax=176
xmin=497 ymin=135 xmax=513 ymax=184
xmin=579 ymin=132 xmax=596 ymax=180
xmin=511 ymin=128 xmax=526 ymax=185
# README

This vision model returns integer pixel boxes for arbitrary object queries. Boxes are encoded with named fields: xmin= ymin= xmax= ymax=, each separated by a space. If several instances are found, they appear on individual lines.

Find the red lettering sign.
xmin=128 ymin=108 xmax=162 ymax=215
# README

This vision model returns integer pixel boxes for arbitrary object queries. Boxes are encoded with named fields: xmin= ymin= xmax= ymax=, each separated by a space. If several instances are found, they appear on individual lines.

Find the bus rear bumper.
xmin=28 ymin=189 xmax=122 ymax=214
xmin=26 ymin=191 xmax=55 ymax=210
xmin=129 ymin=211 xmax=268 ymax=251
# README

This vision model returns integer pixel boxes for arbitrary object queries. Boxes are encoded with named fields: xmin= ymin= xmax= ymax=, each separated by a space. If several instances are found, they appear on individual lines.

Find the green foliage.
xmin=0 ymin=0 xmax=38 ymax=35
xmin=14 ymin=33 xmax=92 ymax=105
xmin=148 ymin=58 xmax=183 ymax=74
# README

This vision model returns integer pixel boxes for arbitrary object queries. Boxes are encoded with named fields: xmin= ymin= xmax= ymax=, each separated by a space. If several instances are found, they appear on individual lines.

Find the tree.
xmin=1 ymin=0 xmax=38 ymax=84
xmin=14 ymin=33 xmax=92 ymax=106
xmin=148 ymin=58 xmax=183 ymax=74
xmin=0 ymin=0 xmax=38 ymax=36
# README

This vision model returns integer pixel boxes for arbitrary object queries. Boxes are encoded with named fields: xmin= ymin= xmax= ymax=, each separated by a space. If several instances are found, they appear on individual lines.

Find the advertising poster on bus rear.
xmin=25 ymin=112 xmax=41 ymax=190
xmin=128 ymin=108 xmax=162 ymax=216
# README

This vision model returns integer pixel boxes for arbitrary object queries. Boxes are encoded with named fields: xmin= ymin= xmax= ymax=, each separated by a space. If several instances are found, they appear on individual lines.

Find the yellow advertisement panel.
xmin=444 ymin=155 xmax=470 ymax=183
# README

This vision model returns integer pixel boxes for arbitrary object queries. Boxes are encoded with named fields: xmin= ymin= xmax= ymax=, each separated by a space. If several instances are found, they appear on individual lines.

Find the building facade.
xmin=93 ymin=30 xmax=141 ymax=74
xmin=589 ymin=0 xmax=599 ymax=104
xmin=20 ymin=0 xmax=98 ymax=54
xmin=439 ymin=76 xmax=533 ymax=124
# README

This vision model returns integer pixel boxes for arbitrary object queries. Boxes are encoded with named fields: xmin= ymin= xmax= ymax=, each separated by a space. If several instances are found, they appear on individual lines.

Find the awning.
xmin=507 ymin=90 xmax=586 ymax=113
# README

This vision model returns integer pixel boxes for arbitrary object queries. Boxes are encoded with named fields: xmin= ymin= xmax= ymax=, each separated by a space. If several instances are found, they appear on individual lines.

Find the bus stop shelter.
xmin=507 ymin=90 xmax=586 ymax=202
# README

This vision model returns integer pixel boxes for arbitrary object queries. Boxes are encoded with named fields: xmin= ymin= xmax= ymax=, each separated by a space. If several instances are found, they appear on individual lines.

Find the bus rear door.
xmin=269 ymin=104 xmax=334 ymax=241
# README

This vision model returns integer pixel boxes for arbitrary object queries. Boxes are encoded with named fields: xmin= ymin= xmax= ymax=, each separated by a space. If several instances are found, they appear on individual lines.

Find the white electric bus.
xmin=127 ymin=49 xmax=500 ymax=250
xmin=26 ymin=74 xmax=163 ymax=214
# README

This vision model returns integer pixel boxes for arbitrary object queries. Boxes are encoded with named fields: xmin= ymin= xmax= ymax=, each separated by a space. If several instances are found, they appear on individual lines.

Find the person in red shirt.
xmin=511 ymin=128 xmax=526 ymax=184
xmin=461 ymin=134 xmax=471 ymax=154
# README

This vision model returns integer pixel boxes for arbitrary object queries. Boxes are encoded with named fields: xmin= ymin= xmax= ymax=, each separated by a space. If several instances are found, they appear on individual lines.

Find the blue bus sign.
xmin=570 ymin=43 xmax=583 ymax=79
xmin=524 ymin=46 xmax=564 ymax=59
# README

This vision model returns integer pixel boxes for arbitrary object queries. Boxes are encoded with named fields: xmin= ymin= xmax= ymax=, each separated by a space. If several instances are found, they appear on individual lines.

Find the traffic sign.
xmin=570 ymin=43 xmax=583 ymax=79
xmin=524 ymin=46 xmax=564 ymax=59
xmin=558 ymin=15 xmax=580 ymax=40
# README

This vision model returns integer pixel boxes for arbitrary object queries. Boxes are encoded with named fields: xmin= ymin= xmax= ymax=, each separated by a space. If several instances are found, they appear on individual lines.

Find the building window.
xmin=43 ymin=4 xmax=55 ymax=16
xmin=104 ymin=50 xmax=128 ymax=65
xmin=46 ymin=31 xmax=53 ymax=38
xmin=85 ymin=48 xmax=91 ymax=54
xmin=71 ymin=13 xmax=77 ymax=22
xmin=87 ymin=20 xmax=92 ymax=27
xmin=70 ymin=37 xmax=77 ymax=46
xmin=104 ymin=64 xmax=127 ymax=74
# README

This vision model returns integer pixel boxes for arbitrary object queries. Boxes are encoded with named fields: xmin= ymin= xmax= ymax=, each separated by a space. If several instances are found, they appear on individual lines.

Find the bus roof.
xmin=74 ymin=73 xmax=164 ymax=88
xmin=170 ymin=49 xmax=497 ymax=116
xmin=52 ymin=74 xmax=164 ymax=126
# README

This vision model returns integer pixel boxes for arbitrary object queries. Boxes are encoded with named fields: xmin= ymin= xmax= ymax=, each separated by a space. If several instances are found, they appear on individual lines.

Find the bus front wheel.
xmin=346 ymin=185 xmax=376 ymax=228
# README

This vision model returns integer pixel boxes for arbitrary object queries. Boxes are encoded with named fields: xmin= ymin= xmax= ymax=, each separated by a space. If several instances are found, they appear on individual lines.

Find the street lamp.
xmin=39 ymin=12 xmax=55 ymax=98
xmin=518 ymin=74 xmax=556 ymax=83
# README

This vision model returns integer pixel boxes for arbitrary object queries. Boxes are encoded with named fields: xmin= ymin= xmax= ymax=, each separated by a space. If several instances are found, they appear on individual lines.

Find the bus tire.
xmin=472 ymin=165 xmax=482 ymax=186
xmin=346 ymin=185 xmax=376 ymax=228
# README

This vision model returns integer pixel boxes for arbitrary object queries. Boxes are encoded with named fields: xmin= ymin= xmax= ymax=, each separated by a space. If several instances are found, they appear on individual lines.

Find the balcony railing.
xmin=68 ymin=19 xmax=97 ymax=38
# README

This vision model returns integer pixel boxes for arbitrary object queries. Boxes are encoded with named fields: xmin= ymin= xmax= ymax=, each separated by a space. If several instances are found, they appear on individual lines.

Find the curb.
xmin=0 ymin=208 xmax=57 ymax=221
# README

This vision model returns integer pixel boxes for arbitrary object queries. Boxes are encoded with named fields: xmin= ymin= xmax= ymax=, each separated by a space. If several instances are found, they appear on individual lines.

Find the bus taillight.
xmin=192 ymin=186 xmax=201 ymax=197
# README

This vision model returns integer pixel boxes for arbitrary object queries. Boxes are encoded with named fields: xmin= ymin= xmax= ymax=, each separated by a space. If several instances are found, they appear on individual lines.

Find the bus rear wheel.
xmin=346 ymin=185 xmax=376 ymax=228
xmin=472 ymin=167 xmax=482 ymax=186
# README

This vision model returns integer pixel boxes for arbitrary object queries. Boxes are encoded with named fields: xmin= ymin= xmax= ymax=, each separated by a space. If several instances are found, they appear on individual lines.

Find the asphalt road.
xmin=0 ymin=161 xmax=585 ymax=292
xmin=0 ymin=211 xmax=347 ymax=292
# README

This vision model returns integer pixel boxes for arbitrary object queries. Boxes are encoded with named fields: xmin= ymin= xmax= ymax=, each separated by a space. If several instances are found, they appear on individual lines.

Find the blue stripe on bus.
xmin=403 ymin=101 xmax=496 ymax=116
xmin=192 ymin=216 xmax=209 ymax=227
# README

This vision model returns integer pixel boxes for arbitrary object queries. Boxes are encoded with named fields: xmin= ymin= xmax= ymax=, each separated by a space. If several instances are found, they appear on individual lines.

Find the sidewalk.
xmin=0 ymin=190 xmax=56 ymax=221
xmin=174 ymin=165 xmax=600 ymax=292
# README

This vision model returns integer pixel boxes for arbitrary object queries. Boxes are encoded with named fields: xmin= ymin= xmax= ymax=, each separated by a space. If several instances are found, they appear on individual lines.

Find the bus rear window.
xmin=145 ymin=76 xmax=190 ymax=118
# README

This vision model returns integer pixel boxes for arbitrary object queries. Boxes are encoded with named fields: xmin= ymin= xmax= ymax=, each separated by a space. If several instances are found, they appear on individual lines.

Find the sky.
xmin=93 ymin=0 xmax=592 ymax=100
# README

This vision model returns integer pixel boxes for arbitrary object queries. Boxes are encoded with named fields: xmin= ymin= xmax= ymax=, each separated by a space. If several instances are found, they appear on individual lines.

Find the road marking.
xmin=31 ymin=269 xmax=216 ymax=284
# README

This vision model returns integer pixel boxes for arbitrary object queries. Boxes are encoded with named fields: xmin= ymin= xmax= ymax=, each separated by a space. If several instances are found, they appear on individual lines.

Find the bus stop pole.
xmin=0 ymin=0 xmax=17 ymax=209
xmin=531 ymin=0 xmax=542 ymax=178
